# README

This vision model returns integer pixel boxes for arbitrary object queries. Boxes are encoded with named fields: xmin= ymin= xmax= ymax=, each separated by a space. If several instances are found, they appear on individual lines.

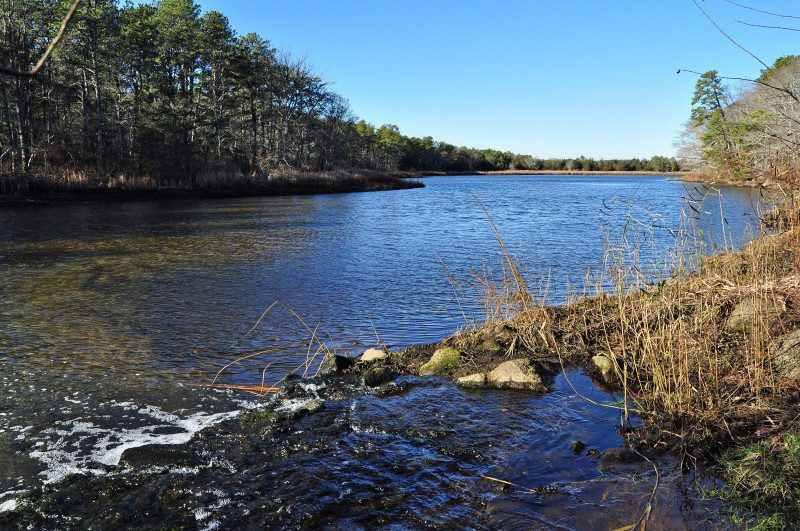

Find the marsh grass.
xmin=0 ymin=166 xmax=420 ymax=198
xmin=447 ymin=186 xmax=798 ymax=526
xmin=458 ymin=185 xmax=798 ymax=437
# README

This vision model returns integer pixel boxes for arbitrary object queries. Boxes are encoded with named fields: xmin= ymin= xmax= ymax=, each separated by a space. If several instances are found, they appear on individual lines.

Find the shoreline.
xmin=0 ymin=169 xmax=424 ymax=206
xmin=402 ymin=170 xmax=685 ymax=178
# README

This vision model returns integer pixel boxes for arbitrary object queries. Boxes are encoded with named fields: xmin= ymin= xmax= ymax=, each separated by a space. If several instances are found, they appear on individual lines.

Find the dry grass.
xmin=454 ymin=187 xmax=800 ymax=448
xmin=0 ymin=166 xmax=421 ymax=198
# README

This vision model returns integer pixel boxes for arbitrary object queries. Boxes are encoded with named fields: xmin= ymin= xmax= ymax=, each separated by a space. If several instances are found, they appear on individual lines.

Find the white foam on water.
xmin=275 ymin=398 xmax=314 ymax=413
xmin=0 ymin=494 xmax=19 ymax=513
xmin=28 ymin=403 xmax=245 ymax=484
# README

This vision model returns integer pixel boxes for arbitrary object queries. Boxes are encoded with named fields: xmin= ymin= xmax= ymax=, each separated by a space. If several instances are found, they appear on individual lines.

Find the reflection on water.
xmin=0 ymin=175 xmax=770 ymax=523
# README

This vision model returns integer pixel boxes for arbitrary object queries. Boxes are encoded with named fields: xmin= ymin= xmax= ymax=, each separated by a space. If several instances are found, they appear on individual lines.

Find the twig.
xmin=678 ymin=69 xmax=798 ymax=103
xmin=631 ymin=449 xmax=660 ymax=531
xmin=736 ymin=20 xmax=800 ymax=32
xmin=479 ymin=474 xmax=538 ymax=494
xmin=692 ymin=0 xmax=769 ymax=70
xmin=724 ymin=0 xmax=800 ymax=20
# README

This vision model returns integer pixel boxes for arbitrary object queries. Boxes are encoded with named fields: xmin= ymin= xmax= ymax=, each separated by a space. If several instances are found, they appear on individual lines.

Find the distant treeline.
xmin=0 ymin=0 xmax=678 ymax=188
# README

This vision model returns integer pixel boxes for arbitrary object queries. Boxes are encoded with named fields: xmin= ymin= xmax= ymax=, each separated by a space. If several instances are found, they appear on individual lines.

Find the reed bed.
xmin=0 ymin=166 xmax=420 ymax=198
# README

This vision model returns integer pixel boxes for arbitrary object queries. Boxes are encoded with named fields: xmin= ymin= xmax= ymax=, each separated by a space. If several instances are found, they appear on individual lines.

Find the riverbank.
xmin=357 ymin=192 xmax=800 ymax=526
xmin=667 ymin=171 xmax=794 ymax=189
xmin=0 ymin=168 xmax=423 ymax=205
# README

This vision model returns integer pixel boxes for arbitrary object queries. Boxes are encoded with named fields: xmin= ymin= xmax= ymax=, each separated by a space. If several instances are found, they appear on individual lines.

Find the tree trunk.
xmin=91 ymin=50 xmax=105 ymax=175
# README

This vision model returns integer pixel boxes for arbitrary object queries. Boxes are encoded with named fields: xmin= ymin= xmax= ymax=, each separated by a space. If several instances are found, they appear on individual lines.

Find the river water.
xmin=0 ymin=175 xmax=769 ymax=526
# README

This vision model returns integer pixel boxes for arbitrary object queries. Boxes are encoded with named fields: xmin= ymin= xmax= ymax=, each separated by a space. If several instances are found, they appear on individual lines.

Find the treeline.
xmin=0 ymin=0 xmax=678 ymax=189
xmin=679 ymin=55 xmax=800 ymax=182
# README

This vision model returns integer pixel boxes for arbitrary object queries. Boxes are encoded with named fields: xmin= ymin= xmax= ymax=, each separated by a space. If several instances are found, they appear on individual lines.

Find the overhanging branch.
xmin=0 ymin=0 xmax=82 ymax=78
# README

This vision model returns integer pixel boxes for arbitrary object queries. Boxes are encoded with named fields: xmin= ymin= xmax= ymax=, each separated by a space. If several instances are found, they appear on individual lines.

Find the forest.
xmin=1 ymin=0 xmax=679 ymax=194
xmin=679 ymin=54 xmax=800 ymax=184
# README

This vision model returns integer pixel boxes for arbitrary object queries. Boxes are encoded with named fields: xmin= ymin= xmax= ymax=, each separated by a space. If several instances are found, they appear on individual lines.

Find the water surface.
xmin=0 ymin=174 xmax=768 ymax=524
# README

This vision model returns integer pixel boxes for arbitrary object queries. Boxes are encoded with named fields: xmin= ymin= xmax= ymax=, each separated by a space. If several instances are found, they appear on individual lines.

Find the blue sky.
xmin=194 ymin=0 xmax=799 ymax=159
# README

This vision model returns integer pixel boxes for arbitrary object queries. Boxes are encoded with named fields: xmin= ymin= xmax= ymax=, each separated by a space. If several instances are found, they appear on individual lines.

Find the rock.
xmin=772 ymin=329 xmax=800 ymax=382
xmin=361 ymin=348 xmax=387 ymax=361
xmin=569 ymin=440 xmax=587 ymax=454
xmin=726 ymin=296 xmax=784 ymax=334
xmin=318 ymin=354 xmax=356 ymax=375
xmin=598 ymin=448 xmax=645 ymax=472
xmin=456 ymin=373 xmax=487 ymax=388
xmin=273 ymin=399 xmax=325 ymax=423
xmin=486 ymin=359 xmax=547 ymax=392
xmin=359 ymin=367 xmax=393 ymax=387
xmin=591 ymin=355 xmax=617 ymax=384
xmin=119 ymin=444 xmax=202 ymax=470
xmin=586 ymin=448 xmax=602 ymax=458
xmin=419 ymin=348 xmax=461 ymax=376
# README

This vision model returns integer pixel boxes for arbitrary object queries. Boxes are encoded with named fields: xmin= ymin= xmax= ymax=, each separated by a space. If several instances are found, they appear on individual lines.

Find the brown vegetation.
xmin=0 ymin=167 xmax=422 ymax=203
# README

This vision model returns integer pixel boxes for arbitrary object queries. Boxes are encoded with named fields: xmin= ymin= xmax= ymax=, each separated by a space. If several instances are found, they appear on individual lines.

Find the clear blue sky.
xmin=194 ymin=0 xmax=799 ymax=159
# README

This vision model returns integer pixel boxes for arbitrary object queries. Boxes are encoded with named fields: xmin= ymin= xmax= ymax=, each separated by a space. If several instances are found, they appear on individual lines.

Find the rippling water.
xmin=0 ymin=175 xmax=768 ymax=523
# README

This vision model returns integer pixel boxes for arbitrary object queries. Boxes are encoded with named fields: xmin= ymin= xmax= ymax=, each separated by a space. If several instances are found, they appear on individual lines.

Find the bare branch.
xmin=737 ymin=20 xmax=800 ymax=32
xmin=724 ymin=0 xmax=800 ymax=20
xmin=0 ymin=0 xmax=82 ymax=78
xmin=693 ymin=0 xmax=769 ymax=70
xmin=678 ymin=68 xmax=798 ymax=102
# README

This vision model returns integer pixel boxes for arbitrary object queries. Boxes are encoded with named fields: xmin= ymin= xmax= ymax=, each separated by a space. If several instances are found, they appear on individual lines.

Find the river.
xmin=0 ymin=174 xmax=769 ymax=526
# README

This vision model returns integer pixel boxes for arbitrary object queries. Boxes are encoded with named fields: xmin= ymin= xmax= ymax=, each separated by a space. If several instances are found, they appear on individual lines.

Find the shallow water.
xmin=0 ymin=175 xmax=768 ymax=524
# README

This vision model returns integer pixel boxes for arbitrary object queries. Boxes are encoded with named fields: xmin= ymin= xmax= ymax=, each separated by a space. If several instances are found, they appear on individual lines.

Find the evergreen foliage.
xmin=0 ymin=0 xmax=678 ymax=187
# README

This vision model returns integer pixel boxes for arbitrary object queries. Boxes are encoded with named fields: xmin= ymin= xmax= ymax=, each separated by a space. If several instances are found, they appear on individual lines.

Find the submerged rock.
xmin=725 ymin=296 xmax=784 ymax=334
xmin=361 ymin=348 xmax=387 ymax=361
xmin=456 ymin=372 xmax=487 ymax=388
xmin=486 ymin=359 xmax=547 ymax=392
xmin=772 ymin=328 xmax=800 ymax=382
xmin=419 ymin=348 xmax=461 ymax=376
xmin=568 ymin=440 xmax=587 ymax=454
xmin=598 ymin=447 xmax=646 ymax=472
xmin=119 ymin=444 xmax=202 ymax=470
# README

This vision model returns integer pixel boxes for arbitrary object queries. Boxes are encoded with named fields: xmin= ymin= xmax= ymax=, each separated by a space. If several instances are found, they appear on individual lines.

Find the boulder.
xmin=419 ymin=348 xmax=461 ymax=376
xmin=318 ymin=354 xmax=356 ymax=375
xmin=772 ymin=329 xmax=800 ymax=382
xmin=359 ymin=367 xmax=394 ymax=387
xmin=486 ymin=359 xmax=547 ymax=392
xmin=591 ymin=355 xmax=617 ymax=384
xmin=456 ymin=373 xmax=487 ymax=388
xmin=726 ymin=296 xmax=784 ymax=334
xmin=361 ymin=348 xmax=387 ymax=361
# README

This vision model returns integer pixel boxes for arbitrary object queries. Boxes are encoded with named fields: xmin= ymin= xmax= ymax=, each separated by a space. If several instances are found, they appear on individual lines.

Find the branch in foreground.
xmin=724 ymin=0 xmax=800 ymax=20
xmin=0 ymin=0 xmax=81 ymax=78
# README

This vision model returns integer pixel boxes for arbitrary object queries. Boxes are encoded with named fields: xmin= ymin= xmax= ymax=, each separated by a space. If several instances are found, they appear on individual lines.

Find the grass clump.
xmin=708 ymin=433 xmax=800 ymax=529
